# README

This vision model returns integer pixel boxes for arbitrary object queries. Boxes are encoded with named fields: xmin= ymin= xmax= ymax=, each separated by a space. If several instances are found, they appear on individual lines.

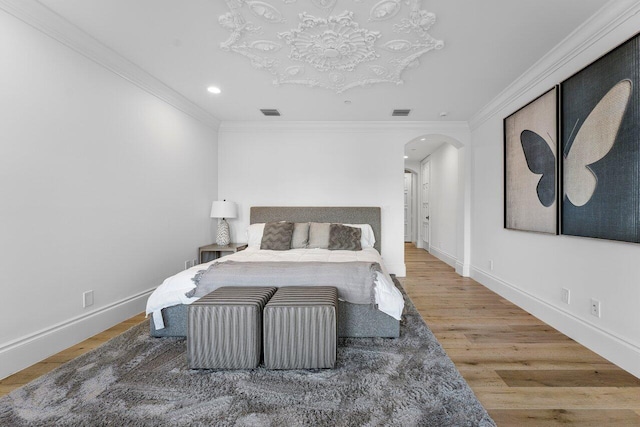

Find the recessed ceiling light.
xmin=404 ymin=155 xmax=409 ymax=159
xmin=344 ymin=100 xmax=352 ymax=105
xmin=420 ymin=138 xmax=426 ymax=141
xmin=439 ymin=111 xmax=448 ymax=117
xmin=207 ymin=86 xmax=221 ymax=94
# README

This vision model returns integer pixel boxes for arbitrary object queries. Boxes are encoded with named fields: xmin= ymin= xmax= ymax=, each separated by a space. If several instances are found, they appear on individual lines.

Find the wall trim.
xmin=455 ymin=261 xmax=470 ymax=277
xmin=388 ymin=262 xmax=407 ymax=278
xmin=469 ymin=0 xmax=640 ymax=130
xmin=219 ymin=120 xmax=470 ymax=134
xmin=0 ymin=287 xmax=154 ymax=380
xmin=429 ymin=246 xmax=457 ymax=269
xmin=0 ymin=0 xmax=220 ymax=130
xmin=471 ymin=266 xmax=640 ymax=379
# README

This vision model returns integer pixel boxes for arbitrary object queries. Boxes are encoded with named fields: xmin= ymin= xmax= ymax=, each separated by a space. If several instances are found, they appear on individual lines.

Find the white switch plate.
xmin=561 ymin=288 xmax=570 ymax=304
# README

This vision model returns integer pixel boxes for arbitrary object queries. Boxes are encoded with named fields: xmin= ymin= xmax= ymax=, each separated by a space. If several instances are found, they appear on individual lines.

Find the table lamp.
xmin=210 ymin=200 xmax=237 ymax=246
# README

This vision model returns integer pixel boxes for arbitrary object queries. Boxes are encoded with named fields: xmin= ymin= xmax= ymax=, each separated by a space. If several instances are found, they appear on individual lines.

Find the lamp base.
xmin=216 ymin=218 xmax=230 ymax=246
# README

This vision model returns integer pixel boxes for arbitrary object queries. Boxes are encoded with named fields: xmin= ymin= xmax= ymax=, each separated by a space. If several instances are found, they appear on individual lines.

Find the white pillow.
xmin=343 ymin=224 xmax=376 ymax=248
xmin=246 ymin=223 xmax=266 ymax=248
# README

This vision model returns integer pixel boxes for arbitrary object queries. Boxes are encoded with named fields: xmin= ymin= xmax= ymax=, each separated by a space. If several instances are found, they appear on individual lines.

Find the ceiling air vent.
xmin=260 ymin=109 xmax=281 ymax=116
xmin=392 ymin=109 xmax=411 ymax=117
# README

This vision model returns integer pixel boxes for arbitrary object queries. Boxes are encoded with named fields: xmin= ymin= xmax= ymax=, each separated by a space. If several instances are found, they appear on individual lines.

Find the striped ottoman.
xmin=187 ymin=286 xmax=277 ymax=369
xmin=263 ymin=286 xmax=338 ymax=369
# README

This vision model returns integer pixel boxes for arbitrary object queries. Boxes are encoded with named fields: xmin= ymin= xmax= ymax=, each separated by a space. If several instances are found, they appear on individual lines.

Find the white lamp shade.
xmin=210 ymin=200 xmax=237 ymax=219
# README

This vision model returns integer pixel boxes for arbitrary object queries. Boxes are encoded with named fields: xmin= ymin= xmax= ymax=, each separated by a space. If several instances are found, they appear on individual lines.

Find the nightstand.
xmin=199 ymin=243 xmax=247 ymax=264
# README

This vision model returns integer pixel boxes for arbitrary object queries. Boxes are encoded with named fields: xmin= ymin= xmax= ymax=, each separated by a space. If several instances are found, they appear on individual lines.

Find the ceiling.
xmin=405 ymin=137 xmax=444 ymax=164
xmin=36 ymin=0 xmax=609 ymax=124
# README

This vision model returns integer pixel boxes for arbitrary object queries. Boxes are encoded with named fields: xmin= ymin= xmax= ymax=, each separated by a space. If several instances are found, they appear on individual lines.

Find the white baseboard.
xmin=471 ymin=267 xmax=640 ymax=379
xmin=455 ymin=261 xmax=470 ymax=277
xmin=0 ymin=288 xmax=154 ymax=380
xmin=388 ymin=262 xmax=406 ymax=278
xmin=429 ymin=246 xmax=457 ymax=269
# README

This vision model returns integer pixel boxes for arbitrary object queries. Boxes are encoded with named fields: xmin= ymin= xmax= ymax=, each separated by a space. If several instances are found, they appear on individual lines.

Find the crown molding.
xmin=219 ymin=120 xmax=470 ymax=134
xmin=0 ymin=0 xmax=220 ymax=130
xmin=468 ymin=0 xmax=640 ymax=131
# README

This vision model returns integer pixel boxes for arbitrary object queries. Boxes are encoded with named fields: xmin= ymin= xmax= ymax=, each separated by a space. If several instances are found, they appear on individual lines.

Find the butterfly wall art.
xmin=504 ymin=87 xmax=558 ymax=234
xmin=561 ymin=34 xmax=640 ymax=243
xmin=504 ymin=34 xmax=640 ymax=243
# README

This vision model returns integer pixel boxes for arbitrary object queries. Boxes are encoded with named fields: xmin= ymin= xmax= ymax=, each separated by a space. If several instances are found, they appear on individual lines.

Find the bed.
xmin=146 ymin=206 xmax=403 ymax=338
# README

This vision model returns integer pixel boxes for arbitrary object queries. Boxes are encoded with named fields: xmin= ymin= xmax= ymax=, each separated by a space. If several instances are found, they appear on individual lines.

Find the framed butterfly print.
xmin=504 ymin=87 xmax=559 ymax=234
xmin=561 ymin=34 xmax=640 ymax=243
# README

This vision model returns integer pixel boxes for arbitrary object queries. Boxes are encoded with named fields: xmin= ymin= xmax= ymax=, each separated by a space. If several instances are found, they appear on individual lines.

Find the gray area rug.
xmin=0 ymin=282 xmax=495 ymax=426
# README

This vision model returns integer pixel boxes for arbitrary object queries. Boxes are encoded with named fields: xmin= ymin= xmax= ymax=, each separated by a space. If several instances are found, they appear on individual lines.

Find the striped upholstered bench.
xmin=263 ymin=286 xmax=338 ymax=369
xmin=187 ymin=286 xmax=277 ymax=369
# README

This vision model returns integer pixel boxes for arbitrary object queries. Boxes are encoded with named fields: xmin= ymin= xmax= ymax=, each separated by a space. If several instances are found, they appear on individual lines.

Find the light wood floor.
xmin=2 ymin=245 xmax=639 ymax=426
xmin=400 ymin=243 xmax=640 ymax=426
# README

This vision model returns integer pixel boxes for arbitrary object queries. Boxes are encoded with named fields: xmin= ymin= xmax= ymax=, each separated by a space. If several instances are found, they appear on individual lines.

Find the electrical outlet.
xmin=561 ymin=288 xmax=570 ymax=304
xmin=83 ymin=290 xmax=94 ymax=308
xmin=590 ymin=298 xmax=601 ymax=318
xmin=489 ymin=260 xmax=494 ymax=271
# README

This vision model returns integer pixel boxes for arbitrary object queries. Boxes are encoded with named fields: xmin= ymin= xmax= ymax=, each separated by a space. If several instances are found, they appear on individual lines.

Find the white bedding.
xmin=146 ymin=247 xmax=404 ymax=330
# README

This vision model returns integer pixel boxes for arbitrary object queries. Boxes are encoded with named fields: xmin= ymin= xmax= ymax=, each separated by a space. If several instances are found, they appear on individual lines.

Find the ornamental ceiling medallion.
xmin=219 ymin=0 xmax=444 ymax=93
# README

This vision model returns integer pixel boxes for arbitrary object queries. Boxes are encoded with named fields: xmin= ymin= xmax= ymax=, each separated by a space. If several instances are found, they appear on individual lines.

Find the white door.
xmin=421 ymin=159 xmax=430 ymax=249
xmin=404 ymin=172 xmax=412 ymax=242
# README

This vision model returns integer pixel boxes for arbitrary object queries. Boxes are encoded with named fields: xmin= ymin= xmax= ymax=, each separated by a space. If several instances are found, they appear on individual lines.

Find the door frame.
xmin=404 ymin=171 xmax=414 ymax=242
xmin=420 ymin=157 xmax=431 ymax=251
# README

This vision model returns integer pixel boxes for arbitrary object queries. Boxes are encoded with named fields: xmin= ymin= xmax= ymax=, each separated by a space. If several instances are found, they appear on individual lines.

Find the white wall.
xmin=0 ymin=11 xmax=218 ymax=379
xmin=218 ymin=122 xmax=406 ymax=274
xmin=218 ymin=122 xmax=471 ymax=277
xmin=468 ymin=2 xmax=640 ymax=377
xmin=426 ymin=144 xmax=459 ymax=268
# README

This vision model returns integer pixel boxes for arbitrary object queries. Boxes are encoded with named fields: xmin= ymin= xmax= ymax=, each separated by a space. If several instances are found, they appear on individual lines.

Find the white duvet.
xmin=146 ymin=247 xmax=404 ymax=330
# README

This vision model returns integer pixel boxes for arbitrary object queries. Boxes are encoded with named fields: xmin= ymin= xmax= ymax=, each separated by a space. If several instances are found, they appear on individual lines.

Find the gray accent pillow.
xmin=328 ymin=224 xmax=362 ymax=251
xmin=291 ymin=222 xmax=310 ymax=249
xmin=308 ymin=222 xmax=331 ymax=249
xmin=260 ymin=221 xmax=294 ymax=250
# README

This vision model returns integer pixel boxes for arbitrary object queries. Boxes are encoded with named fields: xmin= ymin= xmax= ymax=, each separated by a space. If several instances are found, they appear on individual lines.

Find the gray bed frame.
xmin=150 ymin=206 xmax=399 ymax=338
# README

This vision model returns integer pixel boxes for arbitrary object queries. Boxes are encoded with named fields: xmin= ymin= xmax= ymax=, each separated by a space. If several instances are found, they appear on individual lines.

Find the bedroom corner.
xmin=0 ymin=9 xmax=219 ymax=380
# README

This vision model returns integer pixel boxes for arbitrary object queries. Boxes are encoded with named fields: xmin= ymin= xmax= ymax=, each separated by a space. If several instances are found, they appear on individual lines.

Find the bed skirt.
xmin=150 ymin=301 xmax=400 ymax=338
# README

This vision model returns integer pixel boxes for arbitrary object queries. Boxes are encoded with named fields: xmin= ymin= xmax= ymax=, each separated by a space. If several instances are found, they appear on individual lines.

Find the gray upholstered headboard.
xmin=250 ymin=206 xmax=381 ymax=253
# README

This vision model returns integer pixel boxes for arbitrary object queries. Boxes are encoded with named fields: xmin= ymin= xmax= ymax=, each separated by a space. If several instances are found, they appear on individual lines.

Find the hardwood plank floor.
xmin=400 ymin=243 xmax=640 ymax=426
xmin=0 ymin=313 xmax=146 ymax=397
xmin=2 ymin=245 xmax=639 ymax=426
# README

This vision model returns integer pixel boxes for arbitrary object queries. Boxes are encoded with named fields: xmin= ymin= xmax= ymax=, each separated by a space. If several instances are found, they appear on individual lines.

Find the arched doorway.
xmin=404 ymin=133 xmax=469 ymax=276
